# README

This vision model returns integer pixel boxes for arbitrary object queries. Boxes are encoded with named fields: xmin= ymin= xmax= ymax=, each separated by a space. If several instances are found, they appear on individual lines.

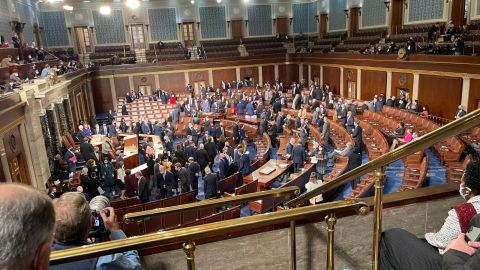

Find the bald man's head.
xmin=0 ymin=184 xmax=55 ymax=270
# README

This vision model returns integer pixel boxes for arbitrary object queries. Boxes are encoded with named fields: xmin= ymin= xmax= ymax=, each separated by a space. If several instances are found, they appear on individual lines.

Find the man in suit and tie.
xmin=204 ymin=166 xmax=219 ymax=199
xmin=285 ymin=137 xmax=295 ymax=158
xmin=238 ymin=149 xmax=251 ymax=177
xmin=351 ymin=120 xmax=363 ymax=153
xmin=338 ymin=104 xmax=348 ymax=127
xmin=125 ymin=92 xmax=133 ymax=103
xmin=276 ymin=111 xmax=284 ymax=133
xmin=346 ymin=111 xmax=355 ymax=133
xmin=157 ymin=165 xmax=176 ymax=198
xmin=137 ymin=172 xmax=150 ymax=203
xmin=374 ymin=95 xmax=383 ymax=112
xmin=107 ymin=122 xmax=116 ymax=138
xmin=93 ymin=124 xmax=103 ymax=135
xmin=216 ymin=122 xmax=226 ymax=139
xmin=291 ymin=140 xmax=306 ymax=173
xmin=312 ymin=107 xmax=320 ymax=128
xmin=455 ymin=105 xmax=467 ymax=119
xmin=321 ymin=116 xmax=330 ymax=149
xmin=76 ymin=125 xmax=86 ymax=143
xmin=217 ymin=153 xmax=230 ymax=179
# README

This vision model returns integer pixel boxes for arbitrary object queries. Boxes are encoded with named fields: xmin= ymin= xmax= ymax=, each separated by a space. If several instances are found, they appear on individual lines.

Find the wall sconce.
xmin=125 ymin=25 xmax=130 ymax=31
xmin=145 ymin=24 xmax=149 ymax=30
xmin=273 ymin=18 xmax=277 ymax=25
xmin=196 ymin=22 xmax=200 ymax=30
xmin=404 ymin=1 xmax=408 ymax=9
xmin=177 ymin=23 xmax=182 ymax=31
xmin=384 ymin=0 xmax=391 ymax=11
xmin=245 ymin=20 xmax=248 ymax=27
xmin=289 ymin=17 xmax=293 ymax=25
xmin=344 ymin=9 xmax=349 ymax=18
xmin=315 ymin=15 xmax=319 ymax=23
xmin=446 ymin=0 xmax=449 ymax=3
xmin=226 ymin=20 xmax=230 ymax=27
xmin=359 ymin=9 xmax=362 ymax=16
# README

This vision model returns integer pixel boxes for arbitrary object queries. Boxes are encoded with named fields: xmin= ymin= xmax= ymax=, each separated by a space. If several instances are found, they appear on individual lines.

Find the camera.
xmin=89 ymin=195 xmax=111 ymax=238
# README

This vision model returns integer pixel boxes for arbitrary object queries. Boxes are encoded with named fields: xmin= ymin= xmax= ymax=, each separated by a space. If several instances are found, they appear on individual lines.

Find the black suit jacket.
xmin=352 ymin=125 xmax=363 ymax=147
xmin=204 ymin=173 xmax=219 ymax=199
xmin=291 ymin=145 xmax=306 ymax=164
xmin=157 ymin=171 xmax=176 ymax=189
xmin=195 ymin=149 xmax=210 ymax=167
xmin=80 ymin=142 xmax=97 ymax=161
xmin=443 ymin=248 xmax=480 ymax=269
xmin=138 ymin=176 xmax=149 ymax=202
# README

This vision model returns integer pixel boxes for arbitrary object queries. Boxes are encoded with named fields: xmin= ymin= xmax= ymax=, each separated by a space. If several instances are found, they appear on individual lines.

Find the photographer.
xmin=50 ymin=192 xmax=142 ymax=270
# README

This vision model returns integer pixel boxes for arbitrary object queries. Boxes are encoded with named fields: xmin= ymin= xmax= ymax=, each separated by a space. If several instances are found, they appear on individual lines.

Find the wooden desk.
xmin=226 ymin=115 xmax=261 ymax=125
xmin=243 ymin=159 xmax=292 ymax=190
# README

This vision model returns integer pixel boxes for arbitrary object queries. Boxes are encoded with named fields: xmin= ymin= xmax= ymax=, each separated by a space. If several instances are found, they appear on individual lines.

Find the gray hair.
xmin=0 ymin=184 xmax=55 ymax=270
xmin=53 ymin=192 xmax=91 ymax=243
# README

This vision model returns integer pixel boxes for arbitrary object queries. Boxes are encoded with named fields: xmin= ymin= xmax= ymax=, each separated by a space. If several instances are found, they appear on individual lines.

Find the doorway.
xmin=74 ymin=26 xmax=92 ymax=54
xmin=194 ymin=81 xmax=206 ymax=96
xmin=347 ymin=81 xmax=357 ymax=99
xmin=139 ymin=85 xmax=152 ymax=96
xmin=182 ymin=22 xmax=196 ymax=47
xmin=130 ymin=24 xmax=146 ymax=49
xmin=9 ymin=155 xmax=29 ymax=185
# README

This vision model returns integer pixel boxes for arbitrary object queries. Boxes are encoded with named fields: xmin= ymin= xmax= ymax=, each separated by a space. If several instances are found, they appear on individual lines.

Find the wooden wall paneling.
xmin=3 ymin=126 xmax=30 ymax=185
xmin=343 ymin=68 xmax=357 ymax=99
xmin=276 ymin=17 xmax=289 ymax=35
xmin=92 ymin=78 xmax=113 ymax=113
xmin=114 ymin=77 xmax=131 ymax=98
xmin=311 ymin=65 xmax=320 ymax=83
xmin=391 ymin=0 xmax=404 ymax=34
xmin=278 ymin=64 xmax=287 ymax=83
xmin=322 ymin=66 xmax=341 ymax=94
xmin=349 ymin=8 xmax=360 ymax=36
xmin=391 ymin=72 xmax=414 ymax=98
xmin=468 ymin=79 xmax=480 ymax=113
xmin=69 ymin=92 xmax=78 ymax=129
xmin=302 ymin=64 xmax=308 ymax=82
xmin=212 ymin=69 xmax=236 ymax=88
xmin=451 ymin=0 xmax=466 ymax=27
xmin=320 ymin=14 xmax=327 ymax=37
xmin=361 ymin=70 xmax=387 ymax=101
xmin=158 ymin=73 xmax=186 ymax=94
xmin=133 ymin=75 xmax=156 ymax=95
xmin=240 ymin=66 xmax=259 ymax=85
xmin=188 ymin=71 xmax=209 ymax=84
xmin=262 ymin=65 xmax=275 ymax=84
xmin=278 ymin=64 xmax=299 ymax=85
xmin=231 ymin=19 xmax=244 ymax=39
xmin=418 ymin=75 xmax=462 ymax=119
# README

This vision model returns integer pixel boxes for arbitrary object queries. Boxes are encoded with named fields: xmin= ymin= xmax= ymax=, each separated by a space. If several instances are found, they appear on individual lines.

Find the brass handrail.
xmin=123 ymin=186 xmax=300 ymax=223
xmin=285 ymin=108 xmax=480 ymax=208
xmin=50 ymin=199 xmax=369 ymax=266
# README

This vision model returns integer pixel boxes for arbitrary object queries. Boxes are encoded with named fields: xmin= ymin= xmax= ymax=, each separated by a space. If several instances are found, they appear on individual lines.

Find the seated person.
xmin=9 ymin=71 xmax=21 ymax=82
xmin=50 ymin=192 xmax=142 ymax=269
xmin=327 ymin=142 xmax=354 ymax=164
xmin=379 ymin=160 xmax=480 ymax=270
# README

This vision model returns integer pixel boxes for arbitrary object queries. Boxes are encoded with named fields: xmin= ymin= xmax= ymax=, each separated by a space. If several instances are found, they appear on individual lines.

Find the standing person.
xmin=204 ymin=166 xmax=219 ymax=199
xmin=305 ymin=172 xmax=323 ymax=205
xmin=137 ymin=172 xmax=149 ymax=203
xmin=80 ymin=167 xmax=100 ymax=200
xmin=187 ymin=157 xmax=201 ymax=194
xmin=321 ymin=116 xmax=330 ymax=149
xmin=115 ymin=161 xmax=126 ymax=200
xmin=100 ymin=157 xmax=116 ymax=197
xmin=124 ymin=169 xmax=137 ymax=198
xmin=238 ymin=149 xmax=251 ymax=177
xmin=157 ymin=165 xmax=176 ymax=198
xmin=175 ymin=163 xmax=190 ymax=193
xmin=195 ymin=144 xmax=210 ymax=177
xmin=291 ymin=139 xmax=306 ymax=173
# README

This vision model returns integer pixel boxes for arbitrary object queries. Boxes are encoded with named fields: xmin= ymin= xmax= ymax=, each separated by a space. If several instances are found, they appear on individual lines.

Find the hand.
xmin=100 ymin=207 xmax=120 ymax=233
xmin=445 ymin=234 xmax=477 ymax=256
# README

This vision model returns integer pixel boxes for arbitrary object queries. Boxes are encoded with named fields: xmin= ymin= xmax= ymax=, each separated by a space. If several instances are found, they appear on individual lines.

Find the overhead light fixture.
xmin=190 ymin=0 xmax=194 ymax=4
xmin=125 ymin=0 xmax=140 ymax=9
xmin=216 ymin=0 xmax=222 ymax=3
xmin=243 ymin=0 xmax=250 ymax=3
xmin=99 ymin=5 xmax=111 ymax=15
xmin=63 ymin=5 xmax=73 ymax=11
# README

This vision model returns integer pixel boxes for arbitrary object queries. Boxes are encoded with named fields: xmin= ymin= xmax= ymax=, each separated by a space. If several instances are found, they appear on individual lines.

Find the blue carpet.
xmin=247 ymin=141 xmax=257 ymax=161
xmin=424 ymin=149 xmax=447 ymax=187
xmin=240 ymin=205 xmax=251 ymax=217
xmin=270 ymin=146 xmax=281 ymax=160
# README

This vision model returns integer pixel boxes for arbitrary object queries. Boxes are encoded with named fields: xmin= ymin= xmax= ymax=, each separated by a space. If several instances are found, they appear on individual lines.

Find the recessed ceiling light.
xmin=99 ymin=5 xmax=111 ymax=15
xmin=125 ymin=0 xmax=140 ymax=9
xmin=63 ymin=5 xmax=73 ymax=11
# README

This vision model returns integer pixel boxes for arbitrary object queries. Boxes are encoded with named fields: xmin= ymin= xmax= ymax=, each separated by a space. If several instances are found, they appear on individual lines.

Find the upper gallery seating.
xmin=398 ymin=156 xmax=429 ymax=191
xmin=201 ymin=39 xmax=241 ymax=58
xmin=90 ymin=45 xmax=135 ymax=65
xmin=145 ymin=42 xmax=185 ymax=62
xmin=47 ymin=48 xmax=79 ymax=62
xmin=242 ymin=37 xmax=286 ymax=56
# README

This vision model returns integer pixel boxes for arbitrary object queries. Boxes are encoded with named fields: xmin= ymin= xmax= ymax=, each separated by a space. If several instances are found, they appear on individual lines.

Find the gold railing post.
xmin=182 ymin=240 xmax=196 ymax=270
xmin=372 ymin=168 xmax=385 ymax=270
xmin=326 ymin=213 xmax=337 ymax=270
xmin=289 ymin=220 xmax=297 ymax=270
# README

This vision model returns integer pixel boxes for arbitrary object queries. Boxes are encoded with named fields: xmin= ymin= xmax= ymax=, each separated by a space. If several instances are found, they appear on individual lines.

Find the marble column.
xmin=413 ymin=73 xmax=420 ymax=101
xmin=62 ymin=97 xmax=75 ymax=134
xmin=258 ymin=66 xmax=263 ymax=86
xmin=386 ymin=71 xmax=393 ymax=98
xmin=339 ymin=67 xmax=344 ymax=97
xmin=46 ymin=106 xmax=62 ymax=156
xmin=55 ymin=101 xmax=68 ymax=136
xmin=236 ymin=68 xmax=241 ymax=82
xmin=274 ymin=64 xmax=279 ymax=80
xmin=320 ymin=65 xmax=324 ymax=86
xmin=208 ymin=70 xmax=213 ymax=87
xmin=308 ymin=65 xmax=312 ymax=84
xmin=110 ymin=77 xmax=117 ymax=110
xmin=40 ymin=112 xmax=54 ymax=170
xmin=357 ymin=69 xmax=362 ymax=100
xmin=0 ymin=140 xmax=12 ymax=182
xmin=461 ymin=77 xmax=471 ymax=110
xmin=299 ymin=64 xmax=304 ymax=81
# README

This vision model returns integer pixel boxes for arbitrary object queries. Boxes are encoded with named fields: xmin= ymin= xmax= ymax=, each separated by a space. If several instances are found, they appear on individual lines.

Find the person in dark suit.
xmin=121 ymin=104 xmax=128 ymax=115
xmin=175 ymin=163 xmax=190 ymax=193
xmin=137 ymin=172 xmax=149 ymax=203
xmin=238 ymin=149 xmax=251 ymax=176
xmin=187 ymin=157 xmax=201 ymax=194
xmin=455 ymin=105 xmax=467 ymax=120
xmin=285 ymin=137 xmax=295 ymax=158
xmin=125 ymin=93 xmax=133 ymax=103
xmin=157 ymin=165 xmax=176 ymax=198
xmin=92 ymin=124 xmax=103 ymax=135
xmin=338 ymin=104 xmax=348 ymax=126
xmin=348 ymin=150 xmax=362 ymax=188
xmin=204 ymin=167 xmax=219 ymax=199
xmin=217 ymin=153 xmax=230 ymax=179
xmin=232 ymin=120 xmax=240 ymax=144
xmin=76 ymin=125 xmax=86 ymax=142
xmin=195 ymin=144 xmax=210 ymax=177
xmin=351 ymin=120 xmax=363 ymax=153
xmin=321 ymin=116 xmax=330 ymax=148
xmin=276 ymin=112 xmax=284 ymax=133
xmin=346 ymin=111 xmax=355 ymax=133
xmin=80 ymin=138 xmax=97 ymax=162
xmin=273 ymin=98 xmax=282 ymax=113
xmin=291 ymin=140 xmax=306 ymax=173
xmin=205 ymin=137 xmax=217 ymax=165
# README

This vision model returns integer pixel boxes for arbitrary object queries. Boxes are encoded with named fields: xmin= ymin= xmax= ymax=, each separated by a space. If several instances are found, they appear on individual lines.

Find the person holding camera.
xmin=49 ymin=192 xmax=142 ymax=270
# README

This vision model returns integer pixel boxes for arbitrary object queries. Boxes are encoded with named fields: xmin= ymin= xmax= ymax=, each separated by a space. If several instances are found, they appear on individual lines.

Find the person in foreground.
xmin=379 ymin=160 xmax=480 ymax=270
xmin=49 ymin=192 xmax=142 ymax=270
xmin=0 ymin=183 xmax=55 ymax=270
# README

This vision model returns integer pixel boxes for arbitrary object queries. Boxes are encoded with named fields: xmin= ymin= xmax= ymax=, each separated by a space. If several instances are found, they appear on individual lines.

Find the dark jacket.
xmin=291 ymin=145 xmax=306 ymax=164
xmin=80 ymin=142 xmax=97 ymax=162
xmin=157 ymin=170 xmax=176 ymax=189
xmin=195 ymin=149 xmax=210 ymax=168
xmin=204 ymin=173 xmax=219 ymax=199
xmin=138 ymin=176 xmax=149 ymax=202
xmin=124 ymin=174 xmax=137 ymax=198
xmin=238 ymin=154 xmax=251 ymax=176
